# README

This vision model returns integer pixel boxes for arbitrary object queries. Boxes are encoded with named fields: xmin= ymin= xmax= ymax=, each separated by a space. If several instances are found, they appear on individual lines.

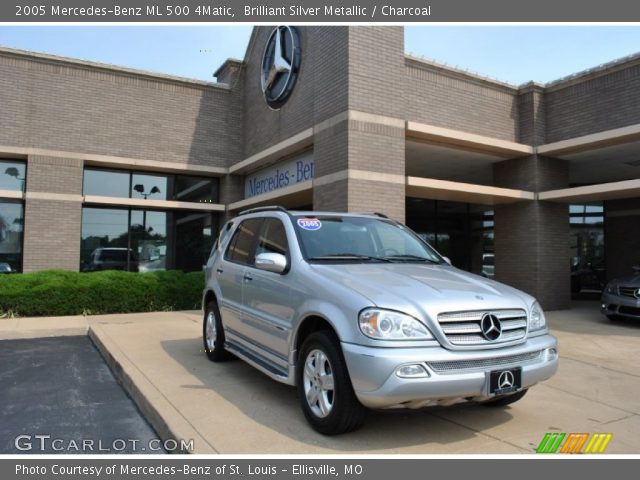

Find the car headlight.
xmin=358 ymin=308 xmax=434 ymax=340
xmin=529 ymin=301 xmax=547 ymax=331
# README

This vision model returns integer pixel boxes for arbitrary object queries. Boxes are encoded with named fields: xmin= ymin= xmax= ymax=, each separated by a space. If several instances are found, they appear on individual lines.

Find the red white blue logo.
xmin=297 ymin=218 xmax=322 ymax=231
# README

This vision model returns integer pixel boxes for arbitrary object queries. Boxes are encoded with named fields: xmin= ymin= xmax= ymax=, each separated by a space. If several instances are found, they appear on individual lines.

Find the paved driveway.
xmin=0 ymin=336 xmax=161 ymax=454
xmin=86 ymin=303 xmax=640 ymax=454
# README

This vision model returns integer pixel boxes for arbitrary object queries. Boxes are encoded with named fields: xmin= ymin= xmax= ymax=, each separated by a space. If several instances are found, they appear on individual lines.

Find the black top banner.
xmin=4 ymin=0 xmax=640 ymax=22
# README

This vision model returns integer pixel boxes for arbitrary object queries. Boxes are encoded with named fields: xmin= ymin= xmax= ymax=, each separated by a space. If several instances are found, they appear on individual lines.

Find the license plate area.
xmin=489 ymin=367 xmax=522 ymax=395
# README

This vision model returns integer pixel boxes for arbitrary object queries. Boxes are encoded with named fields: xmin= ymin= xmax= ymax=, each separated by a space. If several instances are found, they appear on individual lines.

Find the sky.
xmin=1 ymin=26 xmax=640 ymax=85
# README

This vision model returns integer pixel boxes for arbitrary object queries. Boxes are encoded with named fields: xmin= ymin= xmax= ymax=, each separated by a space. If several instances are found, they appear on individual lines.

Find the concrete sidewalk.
xmin=2 ymin=304 xmax=640 ymax=453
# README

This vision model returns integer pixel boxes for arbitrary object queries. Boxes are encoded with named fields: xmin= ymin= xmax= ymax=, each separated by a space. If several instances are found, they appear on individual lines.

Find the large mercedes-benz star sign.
xmin=261 ymin=26 xmax=301 ymax=110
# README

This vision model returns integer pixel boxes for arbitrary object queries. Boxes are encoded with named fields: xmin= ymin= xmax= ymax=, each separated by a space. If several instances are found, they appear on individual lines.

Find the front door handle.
xmin=243 ymin=273 xmax=253 ymax=281
xmin=216 ymin=268 xmax=223 ymax=274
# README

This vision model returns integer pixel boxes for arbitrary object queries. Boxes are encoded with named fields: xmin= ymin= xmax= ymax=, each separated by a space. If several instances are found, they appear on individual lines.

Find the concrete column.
xmin=22 ymin=155 xmax=83 ymax=272
xmin=219 ymin=174 xmax=244 ymax=222
xmin=312 ymin=27 xmax=406 ymax=222
xmin=493 ymin=155 xmax=570 ymax=310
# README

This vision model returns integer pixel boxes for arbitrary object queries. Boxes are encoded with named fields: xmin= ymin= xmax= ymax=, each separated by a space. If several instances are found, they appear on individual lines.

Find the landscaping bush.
xmin=0 ymin=270 xmax=204 ymax=317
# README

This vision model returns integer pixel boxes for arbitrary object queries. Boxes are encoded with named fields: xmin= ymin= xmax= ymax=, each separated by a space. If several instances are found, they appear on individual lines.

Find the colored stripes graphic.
xmin=536 ymin=433 xmax=613 ymax=454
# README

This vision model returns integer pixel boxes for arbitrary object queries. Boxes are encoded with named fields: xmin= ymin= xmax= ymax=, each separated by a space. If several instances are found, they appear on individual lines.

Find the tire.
xmin=482 ymin=388 xmax=528 ymax=407
xmin=203 ymin=300 xmax=230 ymax=362
xmin=296 ymin=331 xmax=366 ymax=435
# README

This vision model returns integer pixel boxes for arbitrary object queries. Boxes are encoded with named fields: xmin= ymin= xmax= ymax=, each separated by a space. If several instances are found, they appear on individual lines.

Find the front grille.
xmin=618 ymin=286 xmax=639 ymax=298
xmin=427 ymin=350 xmax=543 ymax=373
xmin=619 ymin=306 xmax=640 ymax=316
xmin=437 ymin=309 xmax=527 ymax=347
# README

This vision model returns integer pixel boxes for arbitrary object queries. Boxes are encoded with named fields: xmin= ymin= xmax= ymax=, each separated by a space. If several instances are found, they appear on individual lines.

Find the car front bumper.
xmin=601 ymin=292 xmax=640 ymax=319
xmin=341 ymin=334 xmax=558 ymax=409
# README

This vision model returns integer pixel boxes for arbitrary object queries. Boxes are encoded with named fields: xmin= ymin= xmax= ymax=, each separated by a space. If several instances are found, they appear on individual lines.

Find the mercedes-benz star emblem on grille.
xmin=260 ymin=26 xmax=301 ymax=110
xmin=498 ymin=371 xmax=515 ymax=389
xmin=635 ymin=288 xmax=640 ymax=299
xmin=480 ymin=313 xmax=502 ymax=341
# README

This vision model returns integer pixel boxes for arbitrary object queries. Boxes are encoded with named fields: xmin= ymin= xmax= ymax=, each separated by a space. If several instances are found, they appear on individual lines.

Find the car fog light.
xmin=546 ymin=348 xmax=558 ymax=360
xmin=396 ymin=364 xmax=429 ymax=378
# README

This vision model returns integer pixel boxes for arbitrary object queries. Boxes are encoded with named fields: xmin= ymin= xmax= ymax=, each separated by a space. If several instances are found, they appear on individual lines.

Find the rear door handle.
xmin=216 ymin=268 xmax=223 ymax=274
xmin=243 ymin=273 xmax=253 ymax=281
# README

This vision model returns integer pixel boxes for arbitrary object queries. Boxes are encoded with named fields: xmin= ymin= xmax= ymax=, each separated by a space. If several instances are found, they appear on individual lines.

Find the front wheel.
xmin=296 ymin=331 xmax=366 ymax=435
xmin=203 ymin=300 xmax=230 ymax=362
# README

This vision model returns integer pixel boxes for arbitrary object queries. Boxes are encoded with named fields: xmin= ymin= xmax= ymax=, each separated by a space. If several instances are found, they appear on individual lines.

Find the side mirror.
xmin=255 ymin=252 xmax=288 ymax=274
xmin=443 ymin=256 xmax=452 ymax=266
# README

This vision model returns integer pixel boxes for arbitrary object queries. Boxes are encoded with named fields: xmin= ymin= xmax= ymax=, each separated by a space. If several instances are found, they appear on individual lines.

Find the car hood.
xmin=310 ymin=262 xmax=534 ymax=319
xmin=610 ymin=272 xmax=640 ymax=285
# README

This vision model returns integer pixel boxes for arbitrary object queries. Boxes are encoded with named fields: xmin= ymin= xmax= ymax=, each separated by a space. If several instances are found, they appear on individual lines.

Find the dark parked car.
xmin=83 ymin=248 xmax=139 ymax=272
xmin=601 ymin=266 xmax=640 ymax=321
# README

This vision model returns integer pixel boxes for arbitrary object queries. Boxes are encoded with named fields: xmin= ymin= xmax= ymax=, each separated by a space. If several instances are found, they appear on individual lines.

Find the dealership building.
xmin=1 ymin=26 xmax=639 ymax=310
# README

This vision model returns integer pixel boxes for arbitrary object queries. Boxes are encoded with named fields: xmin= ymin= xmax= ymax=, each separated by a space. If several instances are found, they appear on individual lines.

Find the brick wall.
xmin=242 ymin=27 xmax=349 ymax=159
xmin=22 ymin=155 xmax=83 ymax=272
xmin=494 ymin=155 xmax=570 ymax=310
xmin=404 ymin=57 xmax=519 ymax=142
xmin=348 ymin=27 xmax=405 ymax=118
xmin=517 ymin=84 xmax=546 ymax=146
xmin=545 ymin=61 xmax=640 ymax=142
xmin=0 ymin=50 xmax=240 ymax=168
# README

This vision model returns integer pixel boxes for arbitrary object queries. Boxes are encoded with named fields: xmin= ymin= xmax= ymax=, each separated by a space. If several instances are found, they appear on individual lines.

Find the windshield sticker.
xmin=297 ymin=218 xmax=322 ymax=231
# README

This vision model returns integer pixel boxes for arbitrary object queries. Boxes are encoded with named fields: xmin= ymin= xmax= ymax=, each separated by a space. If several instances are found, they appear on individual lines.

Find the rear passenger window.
xmin=225 ymin=219 xmax=262 ymax=265
xmin=255 ymin=219 xmax=289 ymax=257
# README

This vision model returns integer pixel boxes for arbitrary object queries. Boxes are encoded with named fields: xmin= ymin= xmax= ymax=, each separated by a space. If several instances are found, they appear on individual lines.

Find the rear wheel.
xmin=203 ymin=300 xmax=230 ymax=362
xmin=482 ymin=388 xmax=528 ymax=407
xmin=296 ymin=331 xmax=366 ymax=435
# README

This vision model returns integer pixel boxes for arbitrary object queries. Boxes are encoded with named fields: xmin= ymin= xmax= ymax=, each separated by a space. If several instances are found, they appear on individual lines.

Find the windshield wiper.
xmin=382 ymin=254 xmax=442 ymax=264
xmin=308 ymin=253 xmax=393 ymax=262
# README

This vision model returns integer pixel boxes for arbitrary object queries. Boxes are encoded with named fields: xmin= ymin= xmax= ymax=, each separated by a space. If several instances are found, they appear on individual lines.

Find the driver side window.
xmin=225 ymin=218 xmax=262 ymax=266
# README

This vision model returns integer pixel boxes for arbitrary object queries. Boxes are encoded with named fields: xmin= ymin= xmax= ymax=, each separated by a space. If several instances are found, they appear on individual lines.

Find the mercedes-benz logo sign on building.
xmin=480 ymin=313 xmax=502 ymax=341
xmin=261 ymin=26 xmax=301 ymax=110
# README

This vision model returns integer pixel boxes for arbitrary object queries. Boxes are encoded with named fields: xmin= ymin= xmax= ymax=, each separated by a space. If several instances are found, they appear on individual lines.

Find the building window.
xmin=131 ymin=173 xmax=168 ymax=201
xmin=0 ymin=200 xmax=24 ymax=273
xmin=0 ymin=160 xmax=26 ymax=273
xmin=1 ymin=160 xmax=27 ymax=193
xmin=570 ymin=203 xmax=605 ymax=296
xmin=405 ymin=198 xmax=494 ymax=277
xmin=83 ymin=168 xmax=130 ymax=198
xmin=83 ymin=168 xmax=219 ymax=203
xmin=80 ymin=207 xmax=217 ymax=273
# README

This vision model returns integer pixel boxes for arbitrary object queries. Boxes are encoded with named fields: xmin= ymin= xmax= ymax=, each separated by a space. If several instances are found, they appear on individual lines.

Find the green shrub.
xmin=0 ymin=270 xmax=204 ymax=317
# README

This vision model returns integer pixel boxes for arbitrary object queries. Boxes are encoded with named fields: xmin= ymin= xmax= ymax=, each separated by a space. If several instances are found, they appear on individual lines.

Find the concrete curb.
xmin=0 ymin=315 xmax=88 ymax=340
xmin=88 ymin=324 xmax=217 ymax=454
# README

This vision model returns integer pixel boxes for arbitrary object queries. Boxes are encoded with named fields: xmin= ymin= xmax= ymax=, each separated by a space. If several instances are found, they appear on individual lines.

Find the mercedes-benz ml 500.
xmin=202 ymin=207 xmax=558 ymax=435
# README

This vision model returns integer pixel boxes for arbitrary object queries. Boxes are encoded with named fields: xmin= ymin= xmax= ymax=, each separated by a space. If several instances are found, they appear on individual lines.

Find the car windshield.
xmin=293 ymin=215 xmax=444 ymax=263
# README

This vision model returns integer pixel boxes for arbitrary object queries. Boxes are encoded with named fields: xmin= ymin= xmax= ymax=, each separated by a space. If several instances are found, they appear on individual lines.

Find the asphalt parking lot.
xmin=0 ymin=336 xmax=161 ymax=454
xmin=86 ymin=302 xmax=640 ymax=454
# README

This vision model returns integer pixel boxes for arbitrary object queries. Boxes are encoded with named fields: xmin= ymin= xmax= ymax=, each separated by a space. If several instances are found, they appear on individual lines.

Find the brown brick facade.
xmin=2 ymin=27 xmax=640 ymax=311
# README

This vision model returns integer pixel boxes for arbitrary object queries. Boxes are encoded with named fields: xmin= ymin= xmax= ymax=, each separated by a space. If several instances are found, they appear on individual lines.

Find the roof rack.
xmin=238 ymin=205 xmax=289 ymax=216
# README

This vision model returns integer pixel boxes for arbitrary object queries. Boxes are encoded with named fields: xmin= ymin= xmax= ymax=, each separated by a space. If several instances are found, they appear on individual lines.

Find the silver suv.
xmin=202 ymin=207 xmax=558 ymax=435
